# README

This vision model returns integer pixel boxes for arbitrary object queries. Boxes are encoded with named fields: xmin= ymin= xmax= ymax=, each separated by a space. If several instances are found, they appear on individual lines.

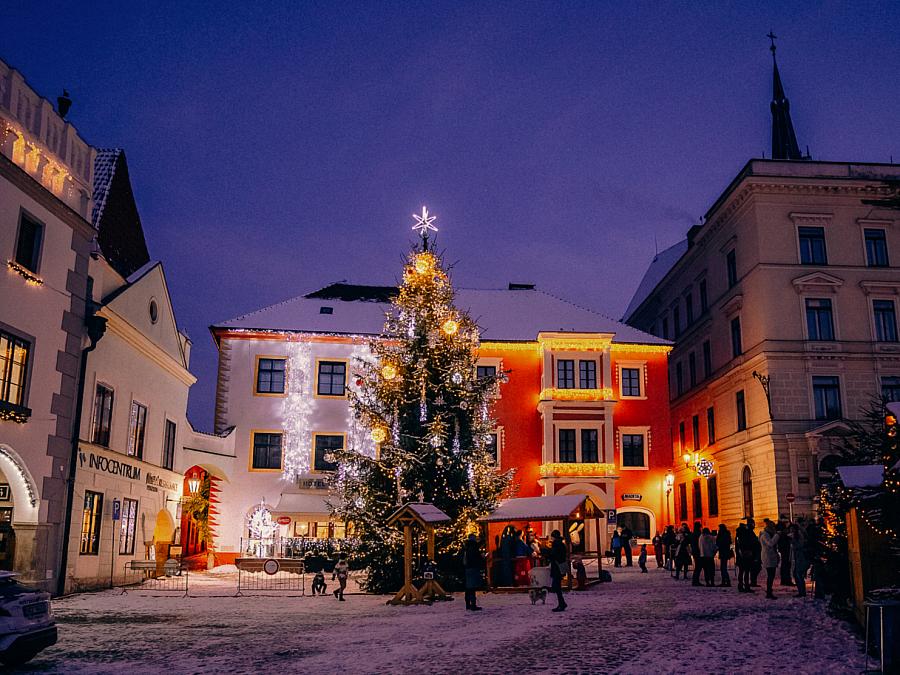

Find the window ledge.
xmin=6 ymin=260 xmax=43 ymax=286
xmin=0 ymin=401 xmax=31 ymax=424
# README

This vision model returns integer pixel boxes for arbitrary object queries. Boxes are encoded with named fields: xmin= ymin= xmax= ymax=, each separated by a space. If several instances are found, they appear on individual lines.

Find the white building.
xmin=0 ymin=58 xmax=95 ymax=592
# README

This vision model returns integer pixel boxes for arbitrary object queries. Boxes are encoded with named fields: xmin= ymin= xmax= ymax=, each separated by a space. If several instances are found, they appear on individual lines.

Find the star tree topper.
xmin=411 ymin=206 xmax=438 ymax=243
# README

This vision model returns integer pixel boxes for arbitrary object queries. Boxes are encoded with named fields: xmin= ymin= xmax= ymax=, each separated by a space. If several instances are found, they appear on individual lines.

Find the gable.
xmin=792 ymin=271 xmax=844 ymax=294
xmin=104 ymin=263 xmax=186 ymax=367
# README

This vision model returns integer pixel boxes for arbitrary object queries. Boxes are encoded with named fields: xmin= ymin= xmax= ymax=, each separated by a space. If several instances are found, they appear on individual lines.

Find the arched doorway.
xmin=181 ymin=467 xmax=210 ymax=557
xmin=616 ymin=507 xmax=656 ymax=541
xmin=0 ymin=445 xmax=40 ymax=573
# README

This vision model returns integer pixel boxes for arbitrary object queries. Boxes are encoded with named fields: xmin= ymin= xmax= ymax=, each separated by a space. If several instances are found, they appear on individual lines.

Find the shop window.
xmin=316 ymin=361 xmax=346 ymax=397
xmin=581 ymin=429 xmax=598 ymax=462
xmin=332 ymin=522 xmax=347 ymax=539
xmin=806 ymin=298 xmax=835 ymax=341
xmin=621 ymin=434 xmax=646 ymax=468
xmin=313 ymin=434 xmax=343 ymax=472
xmin=315 ymin=522 xmax=330 ymax=538
xmin=127 ymin=401 xmax=147 ymax=459
xmin=874 ymin=300 xmax=898 ymax=342
xmin=14 ymin=212 xmax=43 ymax=273
xmin=707 ymin=475 xmax=719 ymax=516
xmin=617 ymin=511 xmax=650 ymax=540
xmin=813 ymin=376 xmax=841 ymax=420
xmin=556 ymin=360 xmax=575 ymax=389
xmin=80 ymin=491 xmax=103 ymax=555
xmin=163 ymin=420 xmax=176 ymax=471
xmin=251 ymin=432 xmax=283 ymax=470
xmin=621 ymin=367 xmax=641 ymax=397
xmin=91 ymin=384 xmax=114 ymax=447
xmin=865 ymin=228 xmax=889 ymax=267
xmin=741 ymin=466 xmax=754 ymax=518
xmin=678 ymin=483 xmax=688 ymax=522
xmin=558 ymin=429 xmax=576 ymax=462
xmin=579 ymin=360 xmax=597 ymax=389
xmin=0 ymin=330 xmax=30 ymax=409
xmin=256 ymin=357 xmax=286 ymax=394
xmin=119 ymin=498 xmax=138 ymax=555
xmin=798 ymin=226 xmax=827 ymax=265
xmin=692 ymin=480 xmax=702 ymax=519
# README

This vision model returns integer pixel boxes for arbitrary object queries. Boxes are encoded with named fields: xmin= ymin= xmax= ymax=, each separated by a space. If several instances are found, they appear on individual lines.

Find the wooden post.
xmin=404 ymin=524 xmax=413 ymax=592
xmin=595 ymin=515 xmax=603 ymax=582
xmin=482 ymin=522 xmax=492 ymax=589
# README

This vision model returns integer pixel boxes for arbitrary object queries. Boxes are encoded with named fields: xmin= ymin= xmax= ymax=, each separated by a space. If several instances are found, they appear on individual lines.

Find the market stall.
xmin=477 ymin=494 xmax=605 ymax=591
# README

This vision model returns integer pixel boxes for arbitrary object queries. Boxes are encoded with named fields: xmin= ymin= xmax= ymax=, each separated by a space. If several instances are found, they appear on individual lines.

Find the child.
xmin=311 ymin=570 xmax=327 ymax=596
xmin=638 ymin=544 xmax=648 ymax=573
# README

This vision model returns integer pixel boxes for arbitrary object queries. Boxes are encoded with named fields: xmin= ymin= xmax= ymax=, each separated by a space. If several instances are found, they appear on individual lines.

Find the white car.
xmin=0 ymin=571 xmax=58 ymax=666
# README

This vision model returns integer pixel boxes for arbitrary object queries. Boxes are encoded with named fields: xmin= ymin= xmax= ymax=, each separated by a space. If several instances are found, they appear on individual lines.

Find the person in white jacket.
xmin=759 ymin=519 xmax=781 ymax=599
xmin=698 ymin=528 xmax=718 ymax=587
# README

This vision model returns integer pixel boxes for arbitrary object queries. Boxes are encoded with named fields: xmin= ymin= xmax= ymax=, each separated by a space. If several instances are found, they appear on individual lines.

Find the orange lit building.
xmin=205 ymin=283 xmax=672 ymax=557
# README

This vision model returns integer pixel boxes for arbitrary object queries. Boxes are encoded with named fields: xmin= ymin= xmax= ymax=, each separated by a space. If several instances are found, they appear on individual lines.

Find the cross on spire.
xmin=767 ymin=31 xmax=778 ymax=55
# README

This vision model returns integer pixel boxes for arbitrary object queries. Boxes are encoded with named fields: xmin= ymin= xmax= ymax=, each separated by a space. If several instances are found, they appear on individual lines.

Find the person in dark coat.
xmin=462 ymin=533 xmax=484 ymax=611
xmin=734 ymin=523 xmax=754 ymax=592
xmin=652 ymin=532 xmax=664 ymax=568
xmin=549 ymin=530 xmax=568 ymax=612
xmin=498 ymin=525 xmax=515 ymax=586
xmin=661 ymin=525 xmax=677 ymax=570
xmin=673 ymin=525 xmax=693 ymax=580
xmin=620 ymin=525 xmax=634 ymax=566
xmin=776 ymin=521 xmax=793 ymax=586
xmin=612 ymin=530 xmax=622 ymax=568
xmin=691 ymin=521 xmax=703 ymax=586
xmin=715 ymin=524 xmax=732 ymax=587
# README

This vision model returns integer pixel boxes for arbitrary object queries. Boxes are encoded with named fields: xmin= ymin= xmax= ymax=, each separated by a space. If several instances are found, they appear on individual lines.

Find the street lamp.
xmin=664 ymin=470 xmax=675 ymax=492
xmin=188 ymin=471 xmax=201 ymax=496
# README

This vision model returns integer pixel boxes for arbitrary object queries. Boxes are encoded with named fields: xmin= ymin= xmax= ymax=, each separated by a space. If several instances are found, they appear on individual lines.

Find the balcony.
xmin=538 ymin=462 xmax=618 ymax=479
xmin=539 ymin=387 xmax=615 ymax=402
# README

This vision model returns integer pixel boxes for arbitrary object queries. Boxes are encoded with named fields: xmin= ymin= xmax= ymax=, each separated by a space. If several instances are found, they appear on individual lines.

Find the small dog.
xmin=529 ymin=588 xmax=547 ymax=605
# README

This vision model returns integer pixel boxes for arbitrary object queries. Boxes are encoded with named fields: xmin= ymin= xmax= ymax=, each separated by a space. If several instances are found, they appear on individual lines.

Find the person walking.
xmin=652 ymin=532 xmax=664 ymax=568
xmin=734 ymin=523 xmax=753 ymax=593
xmin=331 ymin=553 xmax=349 ymax=601
xmin=549 ymin=530 xmax=568 ymax=612
xmin=612 ymin=529 xmax=622 ymax=568
xmin=788 ymin=523 xmax=809 ymax=597
xmin=691 ymin=521 xmax=703 ymax=586
xmin=759 ymin=519 xmax=780 ymax=599
xmin=698 ymin=527 xmax=717 ymax=587
xmin=776 ymin=521 xmax=793 ymax=587
xmin=716 ymin=524 xmax=732 ymax=587
xmin=621 ymin=525 xmax=634 ymax=567
xmin=462 ymin=533 xmax=484 ymax=611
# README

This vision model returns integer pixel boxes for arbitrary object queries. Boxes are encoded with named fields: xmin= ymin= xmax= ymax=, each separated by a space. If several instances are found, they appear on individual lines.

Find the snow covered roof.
xmin=273 ymin=492 xmax=331 ymax=516
xmin=477 ymin=495 xmax=599 ymax=522
xmin=214 ymin=284 xmax=668 ymax=345
xmin=835 ymin=465 xmax=884 ymax=488
xmin=387 ymin=503 xmax=451 ymax=525
xmin=622 ymin=239 xmax=688 ymax=321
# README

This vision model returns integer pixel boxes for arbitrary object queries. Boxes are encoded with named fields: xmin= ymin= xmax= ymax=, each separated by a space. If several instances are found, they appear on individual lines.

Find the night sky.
xmin=5 ymin=2 xmax=899 ymax=429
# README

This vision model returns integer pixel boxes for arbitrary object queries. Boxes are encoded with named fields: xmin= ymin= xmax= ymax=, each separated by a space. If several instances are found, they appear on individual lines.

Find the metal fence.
xmin=236 ymin=558 xmax=306 ymax=596
xmin=121 ymin=560 xmax=188 ymax=596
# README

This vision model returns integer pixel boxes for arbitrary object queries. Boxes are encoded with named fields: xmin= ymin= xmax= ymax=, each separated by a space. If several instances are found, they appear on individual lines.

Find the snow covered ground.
xmin=24 ymin=565 xmax=862 ymax=674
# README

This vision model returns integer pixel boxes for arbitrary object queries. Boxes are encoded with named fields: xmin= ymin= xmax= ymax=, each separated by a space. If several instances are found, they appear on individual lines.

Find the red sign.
xmin=276 ymin=516 xmax=292 ymax=525
xmin=786 ymin=492 xmax=795 ymax=503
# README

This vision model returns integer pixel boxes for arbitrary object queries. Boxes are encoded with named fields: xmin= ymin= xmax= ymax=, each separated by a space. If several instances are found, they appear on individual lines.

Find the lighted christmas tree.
xmin=330 ymin=208 xmax=512 ymax=593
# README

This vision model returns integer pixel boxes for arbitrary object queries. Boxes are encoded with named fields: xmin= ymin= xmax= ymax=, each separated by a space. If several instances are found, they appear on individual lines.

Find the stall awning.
xmin=273 ymin=492 xmax=332 ymax=517
xmin=477 ymin=495 xmax=600 ymax=523
xmin=836 ymin=465 xmax=884 ymax=488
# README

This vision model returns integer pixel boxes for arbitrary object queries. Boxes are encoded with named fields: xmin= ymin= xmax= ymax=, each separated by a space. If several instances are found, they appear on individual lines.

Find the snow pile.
xmin=206 ymin=564 xmax=238 ymax=575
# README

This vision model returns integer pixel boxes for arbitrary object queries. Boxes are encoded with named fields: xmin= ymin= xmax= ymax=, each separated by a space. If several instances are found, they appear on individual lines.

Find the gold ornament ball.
xmin=442 ymin=318 xmax=459 ymax=336
xmin=414 ymin=254 xmax=433 ymax=274
xmin=381 ymin=363 xmax=398 ymax=381
xmin=371 ymin=427 xmax=388 ymax=443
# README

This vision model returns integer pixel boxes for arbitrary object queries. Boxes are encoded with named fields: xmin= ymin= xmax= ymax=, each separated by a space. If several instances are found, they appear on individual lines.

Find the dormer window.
xmin=319 ymin=306 xmax=334 ymax=315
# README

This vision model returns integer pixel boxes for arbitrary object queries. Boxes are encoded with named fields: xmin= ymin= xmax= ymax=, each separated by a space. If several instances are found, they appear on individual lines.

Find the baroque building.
xmin=624 ymin=49 xmax=900 ymax=528
xmin=203 ymin=281 xmax=671 ymax=562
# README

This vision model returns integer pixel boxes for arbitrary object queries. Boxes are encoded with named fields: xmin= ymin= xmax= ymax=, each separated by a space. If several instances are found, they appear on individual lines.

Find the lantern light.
xmin=188 ymin=471 xmax=201 ymax=495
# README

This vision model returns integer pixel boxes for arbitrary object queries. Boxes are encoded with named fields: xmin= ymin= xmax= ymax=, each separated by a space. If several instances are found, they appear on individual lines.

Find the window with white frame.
xmin=557 ymin=426 xmax=602 ymax=463
xmin=618 ymin=427 xmax=649 ymax=469
xmin=618 ymin=362 xmax=646 ymax=398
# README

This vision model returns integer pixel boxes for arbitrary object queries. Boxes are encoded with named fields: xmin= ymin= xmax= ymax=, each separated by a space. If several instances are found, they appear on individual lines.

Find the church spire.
xmin=768 ymin=32 xmax=803 ymax=160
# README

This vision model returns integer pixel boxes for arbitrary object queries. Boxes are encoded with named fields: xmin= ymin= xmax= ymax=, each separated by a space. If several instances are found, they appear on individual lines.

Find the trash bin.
xmin=864 ymin=599 xmax=900 ymax=673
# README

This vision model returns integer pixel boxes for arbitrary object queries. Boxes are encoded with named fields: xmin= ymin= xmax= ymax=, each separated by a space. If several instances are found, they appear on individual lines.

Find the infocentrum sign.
xmin=80 ymin=449 xmax=141 ymax=480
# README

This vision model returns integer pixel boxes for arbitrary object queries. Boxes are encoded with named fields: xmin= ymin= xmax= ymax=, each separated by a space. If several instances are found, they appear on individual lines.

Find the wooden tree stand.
xmin=386 ymin=503 xmax=452 ymax=606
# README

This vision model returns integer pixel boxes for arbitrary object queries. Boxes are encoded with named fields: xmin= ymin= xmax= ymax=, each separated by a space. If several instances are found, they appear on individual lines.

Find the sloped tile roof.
xmin=91 ymin=148 xmax=121 ymax=227
xmin=622 ymin=239 xmax=688 ymax=321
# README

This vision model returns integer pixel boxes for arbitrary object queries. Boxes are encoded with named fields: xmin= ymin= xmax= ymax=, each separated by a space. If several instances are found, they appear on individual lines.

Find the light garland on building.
xmin=610 ymin=343 xmax=672 ymax=354
xmin=539 ymin=462 xmax=617 ymax=478
xmin=281 ymin=340 xmax=315 ymax=479
xmin=7 ymin=260 xmax=44 ymax=286
xmin=539 ymin=387 xmax=615 ymax=402
xmin=0 ymin=447 xmax=37 ymax=506
xmin=538 ymin=337 xmax=612 ymax=352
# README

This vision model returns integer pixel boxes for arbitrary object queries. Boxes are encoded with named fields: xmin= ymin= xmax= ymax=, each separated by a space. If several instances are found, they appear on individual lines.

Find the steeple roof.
xmin=769 ymin=35 xmax=803 ymax=161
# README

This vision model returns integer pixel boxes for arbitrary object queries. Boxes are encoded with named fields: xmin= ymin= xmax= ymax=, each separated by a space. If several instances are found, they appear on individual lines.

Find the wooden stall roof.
xmin=386 ymin=502 xmax=451 ymax=528
xmin=476 ymin=495 xmax=601 ymax=523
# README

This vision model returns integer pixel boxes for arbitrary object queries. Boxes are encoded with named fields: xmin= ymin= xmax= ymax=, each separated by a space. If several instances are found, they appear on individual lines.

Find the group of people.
xmin=652 ymin=517 xmax=824 ymax=599
xmin=309 ymin=552 xmax=350 ymax=600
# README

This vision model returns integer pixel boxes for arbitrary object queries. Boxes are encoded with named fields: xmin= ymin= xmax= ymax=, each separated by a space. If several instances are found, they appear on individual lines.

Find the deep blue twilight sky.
xmin=4 ymin=2 xmax=900 ymax=429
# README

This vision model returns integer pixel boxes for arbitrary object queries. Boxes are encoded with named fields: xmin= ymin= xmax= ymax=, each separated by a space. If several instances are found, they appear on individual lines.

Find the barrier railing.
xmin=235 ymin=558 xmax=305 ymax=596
xmin=121 ymin=560 xmax=188 ymax=596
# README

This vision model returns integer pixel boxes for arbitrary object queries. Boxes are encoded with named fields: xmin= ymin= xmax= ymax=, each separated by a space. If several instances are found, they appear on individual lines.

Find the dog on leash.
xmin=529 ymin=588 xmax=547 ymax=604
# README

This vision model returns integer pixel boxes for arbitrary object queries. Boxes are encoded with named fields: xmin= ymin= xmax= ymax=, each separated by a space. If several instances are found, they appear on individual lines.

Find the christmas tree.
xmin=330 ymin=208 xmax=513 ymax=593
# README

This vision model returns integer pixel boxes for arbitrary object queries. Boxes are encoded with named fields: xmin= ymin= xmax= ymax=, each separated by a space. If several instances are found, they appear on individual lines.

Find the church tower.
xmin=768 ymin=33 xmax=804 ymax=160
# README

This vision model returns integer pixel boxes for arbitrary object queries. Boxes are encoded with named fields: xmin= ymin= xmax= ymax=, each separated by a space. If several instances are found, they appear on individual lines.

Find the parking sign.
xmin=112 ymin=498 xmax=121 ymax=521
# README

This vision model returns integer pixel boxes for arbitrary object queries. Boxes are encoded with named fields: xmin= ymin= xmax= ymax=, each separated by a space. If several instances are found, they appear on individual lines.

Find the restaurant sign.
xmin=146 ymin=473 xmax=180 ymax=493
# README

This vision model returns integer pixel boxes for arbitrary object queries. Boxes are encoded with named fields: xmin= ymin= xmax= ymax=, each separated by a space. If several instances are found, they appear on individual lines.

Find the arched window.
xmin=741 ymin=466 xmax=754 ymax=518
xmin=617 ymin=510 xmax=652 ymax=540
